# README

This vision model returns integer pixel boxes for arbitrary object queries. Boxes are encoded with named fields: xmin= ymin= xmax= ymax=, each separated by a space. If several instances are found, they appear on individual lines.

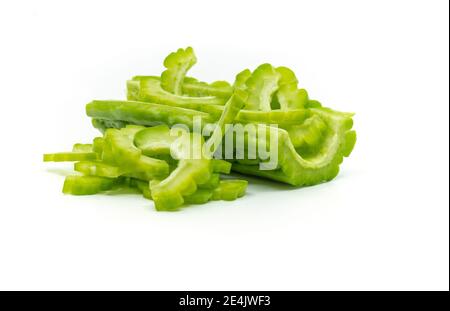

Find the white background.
xmin=0 ymin=0 xmax=448 ymax=290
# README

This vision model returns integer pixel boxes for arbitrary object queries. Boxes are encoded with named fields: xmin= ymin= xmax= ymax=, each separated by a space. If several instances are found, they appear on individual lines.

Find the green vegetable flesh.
xmin=44 ymin=143 xmax=98 ymax=162
xmin=234 ymin=69 xmax=252 ymax=89
xmin=74 ymin=161 xmax=124 ymax=178
xmin=149 ymin=87 xmax=247 ymax=211
xmin=245 ymin=64 xmax=281 ymax=111
xmin=275 ymin=67 xmax=308 ymax=110
xmin=133 ymin=124 xmax=175 ymax=157
xmin=198 ymin=173 xmax=220 ymax=190
xmin=235 ymin=109 xmax=310 ymax=127
xmin=212 ymin=159 xmax=232 ymax=174
xmin=44 ymin=46 xmax=356 ymax=211
xmin=131 ymin=76 xmax=233 ymax=98
xmin=232 ymin=108 xmax=356 ymax=186
xmin=43 ymin=152 xmax=98 ymax=162
xmin=130 ymin=178 xmax=152 ymax=199
xmin=138 ymin=78 xmax=227 ymax=109
xmin=212 ymin=180 xmax=248 ymax=201
xmin=183 ymin=77 xmax=233 ymax=98
xmin=161 ymin=47 xmax=197 ymax=95
xmin=150 ymin=155 xmax=213 ymax=211
xmin=204 ymin=89 xmax=247 ymax=155
xmin=72 ymin=143 xmax=93 ymax=153
xmin=91 ymin=96 xmax=310 ymax=132
xmin=87 ymin=100 xmax=213 ymax=129
xmin=92 ymin=137 xmax=105 ymax=154
xmin=286 ymin=114 xmax=328 ymax=148
xmin=101 ymin=126 xmax=169 ymax=180
xmin=91 ymin=118 xmax=130 ymax=133
xmin=183 ymin=189 xmax=213 ymax=204
xmin=62 ymin=175 xmax=116 ymax=195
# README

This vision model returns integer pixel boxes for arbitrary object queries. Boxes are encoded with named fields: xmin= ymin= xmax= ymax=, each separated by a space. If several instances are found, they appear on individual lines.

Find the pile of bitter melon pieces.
xmin=44 ymin=47 xmax=356 ymax=211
